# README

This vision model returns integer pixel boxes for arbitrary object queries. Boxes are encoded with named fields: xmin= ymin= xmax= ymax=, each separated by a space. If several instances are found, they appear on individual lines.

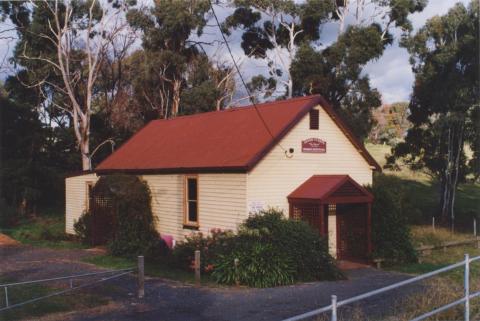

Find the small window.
xmin=310 ymin=109 xmax=319 ymax=130
xmin=86 ymin=182 xmax=94 ymax=211
xmin=184 ymin=176 xmax=199 ymax=227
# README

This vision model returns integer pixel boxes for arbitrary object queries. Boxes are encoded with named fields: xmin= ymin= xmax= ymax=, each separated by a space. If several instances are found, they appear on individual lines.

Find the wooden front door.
xmin=336 ymin=204 xmax=368 ymax=261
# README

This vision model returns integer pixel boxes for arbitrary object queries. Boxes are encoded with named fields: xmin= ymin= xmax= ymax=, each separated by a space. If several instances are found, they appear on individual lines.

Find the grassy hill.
xmin=365 ymin=143 xmax=480 ymax=230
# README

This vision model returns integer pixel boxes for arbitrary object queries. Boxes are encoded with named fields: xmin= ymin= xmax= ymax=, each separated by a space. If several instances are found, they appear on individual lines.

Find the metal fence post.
xmin=432 ymin=217 xmax=435 ymax=232
xmin=465 ymin=254 xmax=470 ymax=321
xmin=474 ymin=219 xmax=477 ymax=237
xmin=331 ymin=295 xmax=337 ymax=321
xmin=138 ymin=256 xmax=145 ymax=299
xmin=195 ymin=250 xmax=201 ymax=286
xmin=4 ymin=287 xmax=8 ymax=307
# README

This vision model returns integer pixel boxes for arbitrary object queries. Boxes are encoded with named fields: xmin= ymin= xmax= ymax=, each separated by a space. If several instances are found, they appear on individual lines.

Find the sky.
xmin=0 ymin=0 xmax=470 ymax=104
xmin=363 ymin=0 xmax=471 ymax=103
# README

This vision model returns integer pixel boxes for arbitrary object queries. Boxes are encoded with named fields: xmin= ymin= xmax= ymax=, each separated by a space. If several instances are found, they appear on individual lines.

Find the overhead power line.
xmin=207 ymin=0 xmax=288 ymax=153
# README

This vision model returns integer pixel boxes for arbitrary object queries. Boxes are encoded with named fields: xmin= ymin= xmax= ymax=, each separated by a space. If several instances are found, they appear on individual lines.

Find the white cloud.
xmin=364 ymin=0 xmax=470 ymax=103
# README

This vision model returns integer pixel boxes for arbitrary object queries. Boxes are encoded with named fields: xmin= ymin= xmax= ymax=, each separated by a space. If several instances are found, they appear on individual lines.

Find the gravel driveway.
xmin=72 ymin=268 xmax=417 ymax=321
xmin=0 ymin=243 xmax=104 ymax=281
xmin=0 ymin=243 xmax=418 ymax=321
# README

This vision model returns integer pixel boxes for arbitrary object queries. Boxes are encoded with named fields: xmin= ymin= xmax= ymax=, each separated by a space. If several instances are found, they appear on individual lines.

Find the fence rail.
xmin=416 ymin=238 xmax=480 ymax=257
xmin=0 ymin=268 xmax=134 ymax=288
xmin=283 ymin=254 xmax=480 ymax=321
xmin=1 ymin=256 xmax=145 ymax=312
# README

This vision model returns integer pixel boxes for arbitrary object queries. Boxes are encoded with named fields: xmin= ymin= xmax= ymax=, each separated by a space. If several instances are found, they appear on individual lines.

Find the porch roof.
xmin=287 ymin=175 xmax=373 ymax=204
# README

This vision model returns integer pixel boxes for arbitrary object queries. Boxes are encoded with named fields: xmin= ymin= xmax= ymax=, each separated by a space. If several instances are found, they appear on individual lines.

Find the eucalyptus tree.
xmin=387 ymin=2 xmax=479 ymax=226
xmin=290 ymin=0 xmax=426 ymax=140
xmin=222 ymin=0 xmax=426 ymax=101
xmin=222 ymin=0 xmax=333 ymax=99
xmin=126 ymin=0 xmax=236 ymax=120
xmin=291 ymin=25 xmax=385 ymax=140
xmin=7 ymin=0 xmax=136 ymax=170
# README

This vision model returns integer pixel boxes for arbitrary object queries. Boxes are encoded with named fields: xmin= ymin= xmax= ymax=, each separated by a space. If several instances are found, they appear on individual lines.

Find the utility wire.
xmin=207 ymin=0 xmax=288 ymax=153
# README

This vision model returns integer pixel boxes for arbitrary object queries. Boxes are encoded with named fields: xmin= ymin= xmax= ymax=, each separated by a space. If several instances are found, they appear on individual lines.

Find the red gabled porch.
xmin=287 ymin=175 xmax=374 ymax=262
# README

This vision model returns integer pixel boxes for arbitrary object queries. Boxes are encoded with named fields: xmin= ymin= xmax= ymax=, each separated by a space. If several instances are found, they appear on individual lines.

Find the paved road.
xmin=0 ymin=243 xmax=418 ymax=321
xmin=74 ymin=268 xmax=417 ymax=321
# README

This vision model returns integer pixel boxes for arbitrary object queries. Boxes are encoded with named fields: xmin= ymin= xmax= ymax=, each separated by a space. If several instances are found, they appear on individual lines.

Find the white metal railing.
xmin=0 ymin=269 xmax=134 ymax=312
xmin=283 ymin=254 xmax=480 ymax=321
xmin=0 ymin=255 xmax=146 ymax=312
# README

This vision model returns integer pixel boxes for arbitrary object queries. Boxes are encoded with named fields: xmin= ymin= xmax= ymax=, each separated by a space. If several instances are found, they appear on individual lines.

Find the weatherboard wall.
xmin=142 ymin=173 xmax=247 ymax=241
xmin=65 ymin=173 xmax=99 ymax=234
xmin=246 ymin=105 xmax=373 ymax=254
xmin=65 ymin=173 xmax=247 ymax=241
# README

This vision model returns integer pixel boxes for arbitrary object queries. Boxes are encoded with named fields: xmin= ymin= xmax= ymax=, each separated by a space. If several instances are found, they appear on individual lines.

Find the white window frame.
xmin=184 ymin=175 xmax=199 ymax=228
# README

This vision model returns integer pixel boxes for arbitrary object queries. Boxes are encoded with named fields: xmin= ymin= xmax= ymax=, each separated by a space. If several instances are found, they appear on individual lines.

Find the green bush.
xmin=172 ymin=209 xmax=343 ymax=287
xmin=242 ymin=209 xmax=341 ymax=281
xmin=103 ymin=175 xmax=165 ymax=257
xmin=73 ymin=211 xmax=93 ymax=244
xmin=74 ymin=175 xmax=167 ymax=258
xmin=369 ymin=174 xmax=417 ymax=264
xmin=213 ymin=240 xmax=295 ymax=288
xmin=171 ymin=229 xmax=234 ymax=272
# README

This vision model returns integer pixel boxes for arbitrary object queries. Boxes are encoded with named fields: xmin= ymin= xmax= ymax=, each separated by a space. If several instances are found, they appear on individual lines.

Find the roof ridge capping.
xmin=151 ymin=94 xmax=322 ymax=122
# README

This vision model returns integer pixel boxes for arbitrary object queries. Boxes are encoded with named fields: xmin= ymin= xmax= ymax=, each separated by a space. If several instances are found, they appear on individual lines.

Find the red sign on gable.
xmin=302 ymin=138 xmax=326 ymax=153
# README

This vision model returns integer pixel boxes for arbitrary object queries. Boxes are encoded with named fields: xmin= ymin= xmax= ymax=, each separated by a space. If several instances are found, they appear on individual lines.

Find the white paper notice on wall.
xmin=248 ymin=201 xmax=265 ymax=214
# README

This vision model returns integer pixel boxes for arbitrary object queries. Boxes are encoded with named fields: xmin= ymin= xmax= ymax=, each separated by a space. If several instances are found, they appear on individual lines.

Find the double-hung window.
xmin=184 ymin=176 xmax=199 ymax=227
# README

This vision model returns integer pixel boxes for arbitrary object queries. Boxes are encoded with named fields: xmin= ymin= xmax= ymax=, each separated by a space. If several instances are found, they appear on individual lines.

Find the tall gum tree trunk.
xmin=81 ymin=143 xmax=90 ymax=170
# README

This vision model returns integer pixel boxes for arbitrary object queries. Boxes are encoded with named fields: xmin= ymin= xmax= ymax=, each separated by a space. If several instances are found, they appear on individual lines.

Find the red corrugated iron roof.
xmin=287 ymin=175 xmax=373 ymax=203
xmin=96 ymin=95 xmax=380 ymax=173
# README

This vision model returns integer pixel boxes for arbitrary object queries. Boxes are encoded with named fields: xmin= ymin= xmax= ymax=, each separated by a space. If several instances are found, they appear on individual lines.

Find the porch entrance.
xmin=336 ymin=203 xmax=368 ymax=261
xmin=288 ymin=175 xmax=373 ymax=262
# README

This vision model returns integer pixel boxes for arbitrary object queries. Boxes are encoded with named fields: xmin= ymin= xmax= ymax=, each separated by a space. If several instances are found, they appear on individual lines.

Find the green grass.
xmin=0 ymin=277 xmax=109 ymax=321
xmin=389 ymin=224 xmax=480 ymax=278
xmin=410 ymin=225 xmax=475 ymax=247
xmin=389 ymin=245 xmax=480 ymax=293
xmin=366 ymin=143 xmax=431 ymax=182
xmin=83 ymin=255 xmax=216 ymax=286
xmin=0 ymin=213 xmax=86 ymax=250
xmin=366 ymin=143 xmax=480 ymax=228
xmin=392 ymin=262 xmax=447 ymax=274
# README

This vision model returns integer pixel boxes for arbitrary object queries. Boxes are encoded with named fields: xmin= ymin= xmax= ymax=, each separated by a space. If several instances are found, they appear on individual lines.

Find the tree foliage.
xmin=6 ymin=0 xmax=136 ymax=170
xmin=369 ymin=174 xmax=417 ymax=264
xmin=125 ymin=0 xmax=236 ymax=121
xmin=223 ymin=0 xmax=425 ymax=140
xmin=0 ymin=82 xmax=68 ymax=217
xmin=387 ymin=1 xmax=479 ymax=224
xmin=291 ymin=25 xmax=386 ymax=139
xmin=223 ymin=0 xmax=334 ymax=99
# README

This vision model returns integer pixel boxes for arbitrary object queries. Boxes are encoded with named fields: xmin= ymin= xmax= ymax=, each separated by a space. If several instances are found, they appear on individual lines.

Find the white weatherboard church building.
xmin=66 ymin=95 xmax=379 ymax=261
